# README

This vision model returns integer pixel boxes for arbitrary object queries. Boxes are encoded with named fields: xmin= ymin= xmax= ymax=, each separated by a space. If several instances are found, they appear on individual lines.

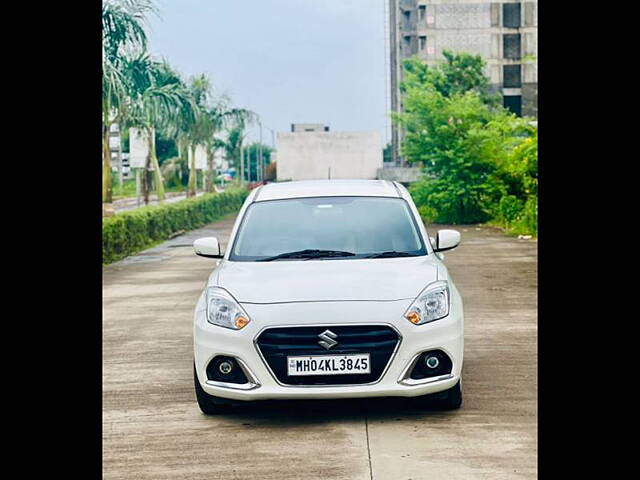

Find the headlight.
xmin=404 ymin=281 xmax=450 ymax=325
xmin=205 ymin=287 xmax=251 ymax=330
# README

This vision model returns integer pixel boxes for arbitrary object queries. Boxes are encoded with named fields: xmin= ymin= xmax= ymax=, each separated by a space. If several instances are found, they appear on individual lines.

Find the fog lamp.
xmin=218 ymin=361 xmax=234 ymax=375
xmin=425 ymin=356 xmax=439 ymax=369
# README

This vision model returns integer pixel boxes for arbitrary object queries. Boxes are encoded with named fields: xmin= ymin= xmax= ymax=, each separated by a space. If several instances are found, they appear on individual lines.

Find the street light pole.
xmin=261 ymin=124 xmax=277 ymax=182
xmin=240 ymin=142 xmax=244 ymax=186
xmin=258 ymin=121 xmax=263 ymax=182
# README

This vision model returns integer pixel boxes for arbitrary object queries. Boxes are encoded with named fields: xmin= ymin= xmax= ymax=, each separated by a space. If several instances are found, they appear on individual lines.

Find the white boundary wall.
xmin=188 ymin=144 xmax=208 ymax=170
xmin=129 ymin=128 xmax=152 ymax=168
xmin=276 ymin=131 xmax=382 ymax=181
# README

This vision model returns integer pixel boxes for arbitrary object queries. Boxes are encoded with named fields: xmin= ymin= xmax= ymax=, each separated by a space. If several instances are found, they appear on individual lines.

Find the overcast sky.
xmin=146 ymin=0 xmax=389 ymax=146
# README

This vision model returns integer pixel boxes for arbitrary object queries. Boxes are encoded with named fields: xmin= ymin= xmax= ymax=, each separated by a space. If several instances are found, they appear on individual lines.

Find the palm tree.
xmin=213 ymin=106 xmax=259 ymax=186
xmin=102 ymin=59 xmax=126 ymax=202
xmin=204 ymin=103 xmax=256 ymax=192
xmin=172 ymin=76 xmax=259 ymax=197
xmin=184 ymin=75 xmax=213 ymax=197
xmin=222 ymin=125 xmax=250 ymax=181
xmin=102 ymin=0 xmax=155 ymax=203
xmin=122 ymin=56 xmax=196 ymax=204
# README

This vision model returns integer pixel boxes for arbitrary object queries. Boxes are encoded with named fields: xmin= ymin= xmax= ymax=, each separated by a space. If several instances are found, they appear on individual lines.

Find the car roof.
xmin=253 ymin=179 xmax=402 ymax=202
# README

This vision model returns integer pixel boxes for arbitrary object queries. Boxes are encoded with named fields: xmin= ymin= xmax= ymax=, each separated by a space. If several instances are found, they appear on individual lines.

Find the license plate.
xmin=287 ymin=354 xmax=371 ymax=376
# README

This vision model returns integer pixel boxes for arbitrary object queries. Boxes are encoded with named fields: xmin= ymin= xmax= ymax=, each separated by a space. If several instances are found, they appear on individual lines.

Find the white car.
xmin=192 ymin=180 xmax=464 ymax=414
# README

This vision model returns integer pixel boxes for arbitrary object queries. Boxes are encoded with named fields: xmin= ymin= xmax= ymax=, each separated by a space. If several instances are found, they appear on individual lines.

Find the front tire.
xmin=439 ymin=380 xmax=462 ymax=410
xmin=194 ymin=364 xmax=232 ymax=415
xmin=415 ymin=380 xmax=463 ymax=410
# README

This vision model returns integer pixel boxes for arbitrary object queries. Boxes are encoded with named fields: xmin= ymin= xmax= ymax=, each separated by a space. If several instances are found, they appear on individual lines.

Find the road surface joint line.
xmin=365 ymin=407 xmax=373 ymax=480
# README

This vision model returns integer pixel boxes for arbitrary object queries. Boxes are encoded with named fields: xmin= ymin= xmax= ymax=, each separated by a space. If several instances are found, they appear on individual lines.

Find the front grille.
xmin=255 ymin=325 xmax=400 ymax=386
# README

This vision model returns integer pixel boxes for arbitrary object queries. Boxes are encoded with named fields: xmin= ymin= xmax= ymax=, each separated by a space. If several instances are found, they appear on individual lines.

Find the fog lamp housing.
xmin=409 ymin=350 xmax=452 ymax=380
xmin=206 ymin=356 xmax=249 ymax=384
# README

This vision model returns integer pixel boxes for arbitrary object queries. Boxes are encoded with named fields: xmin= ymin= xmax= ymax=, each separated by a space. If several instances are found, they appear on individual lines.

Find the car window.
xmin=230 ymin=196 xmax=426 ymax=261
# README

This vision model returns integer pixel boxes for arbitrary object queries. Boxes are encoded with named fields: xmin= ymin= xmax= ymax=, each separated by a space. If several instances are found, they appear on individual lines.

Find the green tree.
xmin=245 ymin=143 xmax=273 ymax=182
xmin=102 ymin=0 xmax=155 ymax=203
xmin=183 ymin=75 xmax=213 ymax=197
xmin=173 ymin=76 xmax=256 ymax=196
xmin=400 ymin=91 xmax=525 ymax=223
xmin=121 ymin=56 xmax=196 ymax=203
xmin=493 ymin=128 xmax=538 ymax=233
xmin=401 ymin=50 xmax=499 ymax=106
xmin=383 ymin=143 xmax=392 ymax=163
xmin=224 ymin=127 xmax=243 ymax=174
xmin=393 ymin=52 xmax=533 ymax=225
xmin=203 ymin=102 xmax=256 ymax=192
xmin=155 ymin=132 xmax=178 ymax=165
xmin=498 ymin=128 xmax=538 ymax=198
xmin=221 ymin=112 xmax=259 ymax=182
xmin=160 ymin=155 xmax=188 ymax=189
xmin=102 ymin=1 xmax=256 ymax=204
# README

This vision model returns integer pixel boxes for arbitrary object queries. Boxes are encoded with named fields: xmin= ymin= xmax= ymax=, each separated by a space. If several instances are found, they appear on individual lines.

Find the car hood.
xmin=213 ymin=256 xmax=440 ymax=303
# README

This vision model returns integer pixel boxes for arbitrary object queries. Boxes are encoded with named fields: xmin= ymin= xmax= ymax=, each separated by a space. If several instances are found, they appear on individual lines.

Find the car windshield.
xmin=230 ymin=196 xmax=427 ymax=261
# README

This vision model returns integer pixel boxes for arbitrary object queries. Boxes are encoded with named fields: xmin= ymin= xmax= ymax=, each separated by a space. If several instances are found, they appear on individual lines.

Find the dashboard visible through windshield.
xmin=230 ymin=196 xmax=427 ymax=261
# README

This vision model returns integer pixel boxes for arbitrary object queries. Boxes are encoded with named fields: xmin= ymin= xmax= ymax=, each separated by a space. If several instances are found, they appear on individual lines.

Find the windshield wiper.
xmin=364 ymin=251 xmax=420 ymax=259
xmin=257 ymin=249 xmax=357 ymax=262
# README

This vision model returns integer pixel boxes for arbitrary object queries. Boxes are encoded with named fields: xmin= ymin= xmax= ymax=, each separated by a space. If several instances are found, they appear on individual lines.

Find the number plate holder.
xmin=287 ymin=354 xmax=371 ymax=376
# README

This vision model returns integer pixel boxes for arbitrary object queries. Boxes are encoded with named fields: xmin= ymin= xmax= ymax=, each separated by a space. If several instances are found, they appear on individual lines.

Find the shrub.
xmin=495 ymin=195 xmax=524 ymax=227
xmin=102 ymin=188 xmax=248 ymax=264
xmin=409 ymin=175 xmax=502 ymax=225
xmin=417 ymin=204 xmax=438 ymax=224
xmin=489 ymin=193 xmax=537 ymax=236
xmin=508 ymin=195 xmax=538 ymax=236
xmin=395 ymin=53 xmax=537 ymax=235
xmin=492 ymin=130 xmax=538 ymax=236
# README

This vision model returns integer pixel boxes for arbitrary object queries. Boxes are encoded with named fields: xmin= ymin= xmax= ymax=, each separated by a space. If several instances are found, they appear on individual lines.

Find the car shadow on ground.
xmin=205 ymin=395 xmax=455 ymax=425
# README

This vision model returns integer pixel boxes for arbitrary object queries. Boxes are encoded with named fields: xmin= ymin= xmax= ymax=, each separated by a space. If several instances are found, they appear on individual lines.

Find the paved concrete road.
xmin=103 ymin=216 xmax=537 ymax=479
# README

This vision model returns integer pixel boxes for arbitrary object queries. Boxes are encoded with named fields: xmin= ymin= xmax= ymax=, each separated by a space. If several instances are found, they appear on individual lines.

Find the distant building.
xmin=109 ymin=123 xmax=131 ymax=180
xmin=121 ymin=153 xmax=130 ymax=177
xmin=291 ymin=123 xmax=330 ymax=133
xmin=276 ymin=130 xmax=382 ymax=181
xmin=389 ymin=0 xmax=538 ymax=163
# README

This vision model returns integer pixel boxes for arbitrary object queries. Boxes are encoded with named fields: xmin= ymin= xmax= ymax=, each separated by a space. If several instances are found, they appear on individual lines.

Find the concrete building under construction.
xmin=389 ymin=0 xmax=538 ymax=164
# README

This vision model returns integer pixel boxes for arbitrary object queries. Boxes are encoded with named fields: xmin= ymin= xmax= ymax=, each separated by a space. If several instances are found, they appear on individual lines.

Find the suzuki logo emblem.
xmin=318 ymin=329 xmax=338 ymax=350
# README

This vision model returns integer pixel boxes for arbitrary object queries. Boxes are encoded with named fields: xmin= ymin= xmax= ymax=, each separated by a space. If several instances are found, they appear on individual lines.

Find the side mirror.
xmin=434 ymin=229 xmax=460 ymax=252
xmin=193 ymin=237 xmax=223 ymax=258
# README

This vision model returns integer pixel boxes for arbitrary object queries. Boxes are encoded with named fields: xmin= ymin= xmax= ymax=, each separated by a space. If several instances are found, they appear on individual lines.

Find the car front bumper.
xmin=194 ymin=294 xmax=463 ymax=401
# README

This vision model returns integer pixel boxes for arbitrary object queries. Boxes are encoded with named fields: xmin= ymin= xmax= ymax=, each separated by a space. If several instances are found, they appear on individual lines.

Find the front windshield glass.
xmin=230 ymin=196 xmax=427 ymax=261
